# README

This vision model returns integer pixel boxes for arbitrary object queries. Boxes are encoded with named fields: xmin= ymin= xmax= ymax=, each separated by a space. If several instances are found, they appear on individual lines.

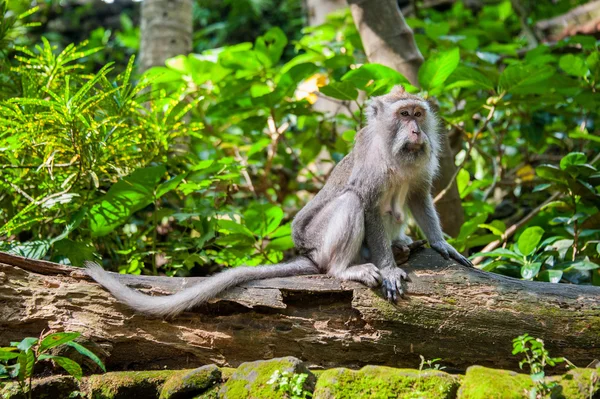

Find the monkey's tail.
xmin=84 ymin=257 xmax=318 ymax=318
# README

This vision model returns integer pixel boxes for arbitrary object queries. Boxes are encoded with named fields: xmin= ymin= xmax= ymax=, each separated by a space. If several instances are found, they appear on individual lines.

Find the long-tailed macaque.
xmin=86 ymin=85 xmax=472 ymax=317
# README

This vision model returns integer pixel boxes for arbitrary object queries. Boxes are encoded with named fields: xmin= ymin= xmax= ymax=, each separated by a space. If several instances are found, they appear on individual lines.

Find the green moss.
xmin=87 ymin=370 xmax=175 ymax=399
xmin=550 ymin=368 xmax=600 ymax=398
xmin=219 ymin=357 xmax=315 ymax=399
xmin=313 ymin=366 xmax=459 ymax=399
xmin=159 ymin=365 xmax=221 ymax=399
xmin=457 ymin=366 xmax=533 ymax=399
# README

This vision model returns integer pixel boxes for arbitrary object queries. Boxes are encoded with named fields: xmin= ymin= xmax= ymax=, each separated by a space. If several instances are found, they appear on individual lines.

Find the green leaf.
xmin=266 ymin=236 xmax=295 ymax=251
xmin=217 ymin=219 xmax=255 ymax=239
xmin=17 ymin=350 xmax=34 ymax=381
xmin=536 ymin=164 xmax=570 ymax=183
xmin=517 ymin=227 xmax=545 ymax=257
xmin=65 ymin=342 xmax=106 ymax=372
xmin=559 ymin=54 xmax=588 ymax=77
xmin=479 ymin=220 xmax=506 ymax=236
xmin=560 ymin=152 xmax=587 ymax=170
xmin=254 ymin=27 xmax=288 ymax=67
xmin=0 ymin=348 xmax=19 ymax=361
xmin=521 ymin=262 xmax=542 ymax=280
xmin=498 ymin=64 xmax=554 ymax=94
xmin=472 ymin=248 xmax=523 ymax=262
xmin=39 ymin=332 xmax=80 ymax=353
xmin=319 ymin=81 xmax=358 ymax=101
xmin=5 ymin=240 xmax=50 ymax=260
xmin=156 ymin=173 xmax=186 ymax=198
xmin=16 ymin=337 xmax=38 ymax=352
xmin=418 ymin=48 xmax=460 ymax=91
xmin=39 ymin=355 xmax=82 ymax=380
xmin=89 ymin=165 xmax=166 ymax=237
xmin=537 ymin=270 xmax=563 ymax=283
xmin=445 ymin=65 xmax=495 ymax=91
xmin=341 ymin=64 xmax=410 ymax=96
xmin=564 ymin=260 xmax=600 ymax=272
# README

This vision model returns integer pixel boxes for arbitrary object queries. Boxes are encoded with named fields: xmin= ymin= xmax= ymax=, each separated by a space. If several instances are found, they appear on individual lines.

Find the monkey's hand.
xmin=380 ymin=266 xmax=411 ymax=302
xmin=430 ymin=240 xmax=473 ymax=268
xmin=392 ymin=239 xmax=427 ymax=265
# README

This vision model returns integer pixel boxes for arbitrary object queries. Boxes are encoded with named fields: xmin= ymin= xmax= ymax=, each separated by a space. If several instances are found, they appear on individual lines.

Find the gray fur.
xmin=86 ymin=85 xmax=471 ymax=318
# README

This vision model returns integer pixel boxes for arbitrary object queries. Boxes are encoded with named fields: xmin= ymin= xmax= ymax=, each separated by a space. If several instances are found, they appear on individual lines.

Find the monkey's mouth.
xmin=401 ymin=142 xmax=426 ymax=153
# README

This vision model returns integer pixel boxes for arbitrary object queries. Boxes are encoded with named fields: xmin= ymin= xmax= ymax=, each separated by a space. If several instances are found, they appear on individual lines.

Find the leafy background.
xmin=0 ymin=0 xmax=598 ymax=286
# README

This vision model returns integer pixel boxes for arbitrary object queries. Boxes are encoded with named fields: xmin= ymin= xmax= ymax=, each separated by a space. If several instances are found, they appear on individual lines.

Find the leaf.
xmin=418 ymin=48 xmax=460 ymax=91
xmin=89 ymin=165 xmax=166 ymax=237
xmin=319 ymin=81 xmax=358 ymax=101
xmin=341 ymin=64 xmax=410 ymax=96
xmin=39 ymin=355 xmax=82 ymax=380
xmin=39 ymin=332 xmax=80 ymax=353
xmin=65 ymin=342 xmax=106 ymax=372
xmin=479 ymin=220 xmax=506 ymax=236
xmin=17 ymin=350 xmax=34 ymax=381
xmin=559 ymin=54 xmax=588 ymax=77
xmin=0 ymin=349 xmax=19 ymax=361
xmin=498 ymin=64 xmax=555 ymax=94
xmin=16 ymin=337 xmax=38 ymax=352
xmin=563 ymin=260 xmax=600 ymax=272
xmin=156 ymin=173 xmax=186 ymax=198
xmin=217 ymin=219 xmax=255 ymax=239
xmin=5 ymin=240 xmax=50 ymax=260
xmin=537 ymin=270 xmax=563 ymax=283
xmin=560 ymin=152 xmax=587 ymax=170
xmin=266 ymin=236 xmax=295 ymax=251
xmin=521 ymin=262 xmax=542 ymax=280
xmin=517 ymin=227 xmax=545 ymax=257
xmin=254 ymin=27 xmax=288 ymax=67
xmin=472 ymin=248 xmax=523 ymax=262
xmin=536 ymin=164 xmax=570 ymax=184
xmin=445 ymin=65 xmax=495 ymax=91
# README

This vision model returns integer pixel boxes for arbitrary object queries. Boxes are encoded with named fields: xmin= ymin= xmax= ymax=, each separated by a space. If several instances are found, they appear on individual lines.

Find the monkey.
xmin=85 ymin=85 xmax=473 ymax=318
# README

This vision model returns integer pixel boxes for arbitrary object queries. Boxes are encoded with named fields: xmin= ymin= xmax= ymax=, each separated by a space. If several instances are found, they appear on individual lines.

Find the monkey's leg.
xmin=312 ymin=192 xmax=382 ymax=288
xmin=364 ymin=210 xmax=410 ymax=301
xmin=392 ymin=240 xmax=427 ymax=265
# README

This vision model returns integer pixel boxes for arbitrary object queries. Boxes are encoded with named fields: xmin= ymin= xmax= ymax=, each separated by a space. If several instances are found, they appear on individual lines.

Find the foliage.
xmin=418 ymin=356 xmax=446 ymax=371
xmin=512 ymin=333 xmax=574 ymax=398
xmin=0 ymin=331 xmax=105 ymax=399
xmin=267 ymin=370 xmax=312 ymax=399
xmin=0 ymin=1 xmax=598 ymax=286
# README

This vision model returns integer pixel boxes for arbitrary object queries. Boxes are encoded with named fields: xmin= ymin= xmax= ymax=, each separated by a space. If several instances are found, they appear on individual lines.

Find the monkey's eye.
xmin=415 ymin=111 xmax=422 ymax=117
xmin=400 ymin=111 xmax=409 ymax=116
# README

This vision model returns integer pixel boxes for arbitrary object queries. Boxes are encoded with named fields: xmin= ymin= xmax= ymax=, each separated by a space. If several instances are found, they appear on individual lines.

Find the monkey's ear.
xmin=389 ymin=85 xmax=406 ymax=96
xmin=366 ymin=98 xmax=384 ymax=121
xmin=426 ymin=97 xmax=440 ymax=113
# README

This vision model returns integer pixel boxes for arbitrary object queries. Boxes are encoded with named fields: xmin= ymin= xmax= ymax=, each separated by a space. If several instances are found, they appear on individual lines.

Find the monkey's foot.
xmin=380 ymin=267 xmax=411 ymax=302
xmin=430 ymin=240 xmax=474 ymax=268
xmin=392 ymin=239 xmax=427 ymax=265
xmin=336 ymin=263 xmax=382 ymax=288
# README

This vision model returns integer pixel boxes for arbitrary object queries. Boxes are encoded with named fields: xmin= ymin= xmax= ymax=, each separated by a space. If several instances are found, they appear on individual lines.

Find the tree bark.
xmin=347 ymin=0 xmax=464 ymax=237
xmin=1 ymin=250 xmax=599 ymax=373
xmin=138 ymin=0 xmax=193 ymax=73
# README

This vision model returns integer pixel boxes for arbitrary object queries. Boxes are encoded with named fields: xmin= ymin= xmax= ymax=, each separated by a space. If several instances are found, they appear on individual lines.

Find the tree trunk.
xmin=138 ymin=0 xmax=193 ymax=73
xmin=1 ymin=250 xmax=599 ymax=373
xmin=347 ymin=0 xmax=464 ymax=237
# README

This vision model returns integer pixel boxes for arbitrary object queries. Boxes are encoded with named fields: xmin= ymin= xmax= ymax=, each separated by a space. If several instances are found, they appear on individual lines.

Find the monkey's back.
xmin=291 ymin=151 xmax=355 ymax=253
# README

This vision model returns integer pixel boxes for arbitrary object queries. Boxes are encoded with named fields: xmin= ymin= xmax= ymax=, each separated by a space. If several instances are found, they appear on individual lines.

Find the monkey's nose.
xmin=412 ymin=130 xmax=420 ymax=135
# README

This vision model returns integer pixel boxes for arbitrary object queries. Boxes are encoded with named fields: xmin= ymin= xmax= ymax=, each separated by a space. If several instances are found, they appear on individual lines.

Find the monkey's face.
xmin=388 ymin=102 xmax=432 ymax=163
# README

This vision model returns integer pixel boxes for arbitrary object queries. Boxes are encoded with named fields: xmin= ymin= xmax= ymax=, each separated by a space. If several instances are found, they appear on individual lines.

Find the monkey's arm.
xmin=408 ymin=187 xmax=473 ymax=267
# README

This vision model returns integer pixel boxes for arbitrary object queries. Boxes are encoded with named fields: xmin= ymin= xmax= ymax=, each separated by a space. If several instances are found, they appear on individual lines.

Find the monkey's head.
xmin=365 ymin=85 xmax=441 ymax=173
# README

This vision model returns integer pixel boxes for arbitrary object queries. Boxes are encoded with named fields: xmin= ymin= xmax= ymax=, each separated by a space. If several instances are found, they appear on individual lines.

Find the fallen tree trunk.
xmin=1 ymin=249 xmax=599 ymax=373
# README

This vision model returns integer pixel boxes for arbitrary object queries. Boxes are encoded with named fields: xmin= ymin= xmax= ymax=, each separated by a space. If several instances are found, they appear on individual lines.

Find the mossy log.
xmin=1 ymin=249 xmax=599 ymax=373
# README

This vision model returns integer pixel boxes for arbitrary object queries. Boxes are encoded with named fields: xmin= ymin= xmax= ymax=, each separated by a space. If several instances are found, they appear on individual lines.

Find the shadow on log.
xmin=1 ymin=249 xmax=599 ymax=373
